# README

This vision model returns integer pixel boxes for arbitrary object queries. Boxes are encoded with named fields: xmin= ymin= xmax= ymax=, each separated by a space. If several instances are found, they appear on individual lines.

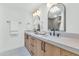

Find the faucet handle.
xmin=57 ymin=33 xmax=60 ymax=37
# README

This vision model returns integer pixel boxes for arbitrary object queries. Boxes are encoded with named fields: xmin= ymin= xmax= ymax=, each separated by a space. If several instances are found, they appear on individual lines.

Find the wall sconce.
xmin=33 ymin=10 xmax=40 ymax=16
xmin=37 ymin=10 xmax=40 ymax=16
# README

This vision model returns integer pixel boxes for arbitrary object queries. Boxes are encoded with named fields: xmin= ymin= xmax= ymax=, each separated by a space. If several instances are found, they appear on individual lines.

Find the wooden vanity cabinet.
xmin=24 ymin=33 xmax=29 ymax=50
xmin=28 ymin=36 xmax=32 ymax=53
xmin=30 ymin=37 xmax=38 ymax=56
xmin=26 ymin=36 xmax=35 ymax=55
xmin=28 ymin=35 xmax=46 ymax=56
xmin=44 ymin=42 xmax=60 ymax=56
xmin=27 ymin=36 xmax=42 ymax=56
xmin=34 ymin=40 xmax=60 ymax=56
xmin=36 ymin=40 xmax=45 ymax=56
xmin=44 ymin=42 xmax=78 ymax=56
xmin=24 ymin=34 xmax=78 ymax=56
xmin=60 ymin=48 xmax=78 ymax=56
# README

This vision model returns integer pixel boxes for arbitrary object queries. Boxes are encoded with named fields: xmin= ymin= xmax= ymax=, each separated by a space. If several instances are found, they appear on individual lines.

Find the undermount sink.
xmin=41 ymin=34 xmax=61 ymax=40
xmin=34 ymin=31 xmax=47 ymax=35
xmin=33 ymin=31 xmax=62 ymax=40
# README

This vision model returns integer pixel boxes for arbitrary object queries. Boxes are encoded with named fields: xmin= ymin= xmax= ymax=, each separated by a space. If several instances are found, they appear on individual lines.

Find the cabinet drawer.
xmin=44 ymin=43 xmax=60 ymax=56
xmin=60 ymin=49 xmax=78 ymax=56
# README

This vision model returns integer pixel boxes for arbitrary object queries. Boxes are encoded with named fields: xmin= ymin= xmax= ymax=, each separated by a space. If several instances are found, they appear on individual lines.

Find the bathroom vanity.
xmin=24 ymin=32 xmax=79 ymax=56
xmin=24 ymin=3 xmax=79 ymax=56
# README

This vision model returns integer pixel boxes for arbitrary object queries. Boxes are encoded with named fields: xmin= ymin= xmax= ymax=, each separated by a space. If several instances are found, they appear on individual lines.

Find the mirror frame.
xmin=33 ymin=15 xmax=40 ymax=31
xmin=48 ymin=3 xmax=66 ymax=32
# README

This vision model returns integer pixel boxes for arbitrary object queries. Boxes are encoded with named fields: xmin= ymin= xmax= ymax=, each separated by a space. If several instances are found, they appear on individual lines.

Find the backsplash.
xmin=56 ymin=31 xmax=79 ymax=39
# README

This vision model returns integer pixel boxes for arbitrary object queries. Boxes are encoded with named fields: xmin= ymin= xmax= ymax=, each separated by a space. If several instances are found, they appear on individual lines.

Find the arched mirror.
xmin=33 ymin=15 xmax=40 ymax=32
xmin=48 ymin=3 xmax=66 ymax=32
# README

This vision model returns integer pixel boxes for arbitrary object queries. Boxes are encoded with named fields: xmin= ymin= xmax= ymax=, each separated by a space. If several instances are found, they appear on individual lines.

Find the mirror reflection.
xmin=33 ymin=15 xmax=40 ymax=32
xmin=48 ymin=3 xmax=66 ymax=32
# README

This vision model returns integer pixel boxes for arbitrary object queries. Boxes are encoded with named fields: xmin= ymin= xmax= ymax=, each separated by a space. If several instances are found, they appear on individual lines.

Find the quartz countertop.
xmin=25 ymin=31 xmax=79 ymax=55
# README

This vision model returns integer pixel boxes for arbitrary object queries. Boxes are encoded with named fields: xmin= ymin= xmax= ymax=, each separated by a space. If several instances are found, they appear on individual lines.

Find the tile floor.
xmin=0 ymin=47 xmax=31 ymax=56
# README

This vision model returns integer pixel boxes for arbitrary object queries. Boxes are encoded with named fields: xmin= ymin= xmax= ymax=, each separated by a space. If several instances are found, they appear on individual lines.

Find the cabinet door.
xmin=36 ymin=39 xmax=44 ymax=56
xmin=26 ymin=36 xmax=33 ymax=55
xmin=30 ymin=38 xmax=45 ymax=56
xmin=27 ymin=36 xmax=38 ymax=56
xmin=31 ymin=37 xmax=37 ymax=56
xmin=28 ymin=36 xmax=33 ymax=53
xmin=44 ymin=43 xmax=60 ymax=56
xmin=60 ymin=49 xmax=78 ymax=56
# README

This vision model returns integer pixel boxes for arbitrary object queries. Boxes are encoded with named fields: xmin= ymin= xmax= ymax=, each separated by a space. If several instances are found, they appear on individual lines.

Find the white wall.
xmin=0 ymin=3 xmax=42 ymax=53
xmin=0 ymin=4 xmax=24 ymax=53
xmin=64 ymin=3 xmax=79 ymax=33
xmin=24 ymin=13 xmax=33 ymax=31
xmin=39 ymin=4 xmax=48 ymax=32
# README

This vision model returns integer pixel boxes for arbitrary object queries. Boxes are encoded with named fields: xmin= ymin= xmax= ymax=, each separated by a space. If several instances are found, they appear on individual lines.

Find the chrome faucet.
xmin=53 ymin=29 xmax=55 ymax=36
xmin=57 ymin=33 xmax=60 ymax=37
xmin=52 ymin=28 xmax=60 ymax=37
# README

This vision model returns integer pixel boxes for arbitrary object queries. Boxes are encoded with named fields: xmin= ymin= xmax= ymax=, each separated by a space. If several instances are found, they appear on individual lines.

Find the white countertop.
xmin=25 ymin=32 xmax=79 ymax=55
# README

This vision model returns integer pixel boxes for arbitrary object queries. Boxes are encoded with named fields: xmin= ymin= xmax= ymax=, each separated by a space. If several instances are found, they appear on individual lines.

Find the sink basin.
xmin=34 ymin=31 xmax=47 ymax=35
xmin=41 ymin=34 xmax=61 ymax=40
